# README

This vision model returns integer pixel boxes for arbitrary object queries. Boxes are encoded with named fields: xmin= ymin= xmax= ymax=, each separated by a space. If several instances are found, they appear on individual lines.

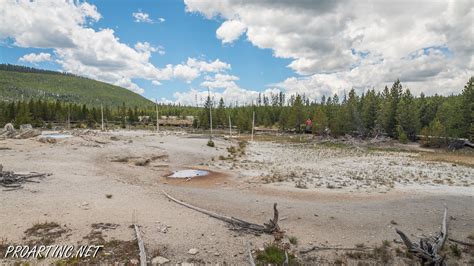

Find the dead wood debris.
xmin=0 ymin=123 xmax=41 ymax=139
xmin=300 ymin=245 xmax=373 ymax=254
xmin=0 ymin=164 xmax=50 ymax=190
xmin=134 ymin=224 xmax=147 ymax=266
xmin=396 ymin=207 xmax=448 ymax=265
xmin=162 ymin=190 xmax=280 ymax=234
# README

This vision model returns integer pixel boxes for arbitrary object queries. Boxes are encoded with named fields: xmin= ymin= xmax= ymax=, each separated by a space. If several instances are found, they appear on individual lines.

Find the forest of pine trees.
xmin=1 ymin=78 xmax=472 ymax=142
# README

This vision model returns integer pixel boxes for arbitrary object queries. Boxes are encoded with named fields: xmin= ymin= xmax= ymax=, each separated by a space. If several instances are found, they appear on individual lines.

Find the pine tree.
xmin=312 ymin=106 xmax=328 ymax=135
xmin=288 ymin=95 xmax=304 ymax=132
xmin=461 ymin=77 xmax=473 ymax=140
xmin=216 ymin=97 xmax=226 ymax=127
xmin=15 ymin=101 xmax=32 ymax=127
xmin=397 ymin=89 xmax=419 ymax=141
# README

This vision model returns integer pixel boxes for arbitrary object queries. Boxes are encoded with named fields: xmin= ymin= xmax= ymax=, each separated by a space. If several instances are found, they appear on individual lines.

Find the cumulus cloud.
xmin=19 ymin=52 xmax=52 ymax=63
xmin=173 ymin=86 xmax=278 ymax=106
xmin=0 ymin=1 xmax=230 ymax=95
xmin=185 ymin=0 xmax=473 ymax=96
xmin=186 ymin=57 xmax=231 ymax=73
xmin=216 ymin=20 xmax=246 ymax=43
xmin=201 ymin=73 xmax=239 ymax=89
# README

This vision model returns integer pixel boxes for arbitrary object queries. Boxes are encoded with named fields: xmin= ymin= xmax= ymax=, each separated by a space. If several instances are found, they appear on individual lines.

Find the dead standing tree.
xmin=395 ymin=207 xmax=448 ymax=266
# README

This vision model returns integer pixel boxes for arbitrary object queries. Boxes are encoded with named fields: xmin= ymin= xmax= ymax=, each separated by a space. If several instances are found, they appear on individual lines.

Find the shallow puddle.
xmin=41 ymin=133 xmax=72 ymax=139
xmin=168 ymin=169 xmax=209 ymax=179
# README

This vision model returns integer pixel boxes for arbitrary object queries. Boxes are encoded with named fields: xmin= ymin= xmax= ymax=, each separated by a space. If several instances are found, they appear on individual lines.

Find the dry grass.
xmin=420 ymin=151 xmax=474 ymax=167
xmin=24 ymin=222 xmax=68 ymax=245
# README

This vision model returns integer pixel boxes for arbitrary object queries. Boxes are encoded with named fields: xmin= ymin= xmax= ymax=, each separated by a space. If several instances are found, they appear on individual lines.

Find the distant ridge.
xmin=0 ymin=64 xmax=154 ymax=108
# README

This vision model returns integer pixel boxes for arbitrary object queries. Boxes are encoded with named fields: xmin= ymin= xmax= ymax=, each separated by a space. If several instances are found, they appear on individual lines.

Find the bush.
xmin=207 ymin=139 xmax=215 ymax=147
xmin=398 ymin=131 xmax=408 ymax=144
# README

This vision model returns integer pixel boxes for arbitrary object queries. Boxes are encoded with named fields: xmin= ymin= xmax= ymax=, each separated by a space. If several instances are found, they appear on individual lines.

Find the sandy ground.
xmin=0 ymin=130 xmax=473 ymax=264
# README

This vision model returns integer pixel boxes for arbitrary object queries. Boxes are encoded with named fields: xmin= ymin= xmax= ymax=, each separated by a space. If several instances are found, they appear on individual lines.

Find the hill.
xmin=0 ymin=64 xmax=154 ymax=108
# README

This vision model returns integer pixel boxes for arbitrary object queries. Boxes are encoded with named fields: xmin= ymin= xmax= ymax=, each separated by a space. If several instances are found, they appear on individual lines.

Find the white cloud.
xmin=186 ymin=58 xmax=231 ymax=72
xmin=132 ymin=11 xmax=153 ymax=24
xmin=173 ymin=87 xmax=274 ymax=106
xmin=134 ymin=41 xmax=165 ymax=56
xmin=172 ymin=64 xmax=200 ymax=83
xmin=201 ymin=73 xmax=239 ymax=89
xmin=216 ymin=20 xmax=246 ymax=43
xmin=185 ymin=0 xmax=474 ymax=96
xmin=132 ymin=11 xmax=165 ymax=24
xmin=19 ymin=52 xmax=52 ymax=63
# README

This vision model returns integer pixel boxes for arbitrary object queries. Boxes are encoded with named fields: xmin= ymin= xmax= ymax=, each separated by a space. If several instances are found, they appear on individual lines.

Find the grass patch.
xmin=317 ymin=141 xmax=350 ymax=149
xmin=256 ymin=245 xmax=296 ymax=265
xmin=449 ymin=244 xmax=462 ymax=258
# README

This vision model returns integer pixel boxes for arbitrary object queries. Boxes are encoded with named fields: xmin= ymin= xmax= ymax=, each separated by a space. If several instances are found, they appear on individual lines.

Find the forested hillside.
xmin=0 ymin=64 xmax=153 ymax=108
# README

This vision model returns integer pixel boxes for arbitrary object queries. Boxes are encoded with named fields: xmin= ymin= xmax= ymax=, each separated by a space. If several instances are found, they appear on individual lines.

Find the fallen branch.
xmin=246 ymin=241 xmax=255 ymax=266
xmin=134 ymin=224 xmax=147 ymax=266
xmin=396 ymin=207 xmax=448 ymax=265
xmin=300 ymin=246 xmax=373 ymax=254
xmin=448 ymin=238 xmax=474 ymax=247
xmin=162 ymin=190 xmax=280 ymax=234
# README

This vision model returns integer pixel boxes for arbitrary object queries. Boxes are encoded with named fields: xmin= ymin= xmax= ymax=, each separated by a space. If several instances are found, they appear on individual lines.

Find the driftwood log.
xmin=133 ymin=224 xmax=147 ymax=266
xmin=0 ymin=164 xmax=49 ymax=190
xmin=246 ymin=241 xmax=256 ymax=266
xmin=300 ymin=246 xmax=373 ymax=254
xmin=162 ymin=190 xmax=280 ymax=234
xmin=396 ymin=207 xmax=448 ymax=266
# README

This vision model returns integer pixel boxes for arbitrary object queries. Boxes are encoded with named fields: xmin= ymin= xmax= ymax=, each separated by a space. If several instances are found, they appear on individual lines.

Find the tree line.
xmin=197 ymin=78 xmax=473 ymax=143
xmin=1 ymin=78 xmax=472 ymax=143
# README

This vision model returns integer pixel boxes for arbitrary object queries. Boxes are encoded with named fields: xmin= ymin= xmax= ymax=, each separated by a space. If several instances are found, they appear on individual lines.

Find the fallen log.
xmin=246 ymin=241 xmax=256 ymax=266
xmin=396 ymin=207 xmax=448 ymax=265
xmin=448 ymin=238 xmax=474 ymax=247
xmin=300 ymin=246 xmax=373 ymax=254
xmin=134 ymin=224 xmax=147 ymax=266
xmin=162 ymin=190 xmax=280 ymax=234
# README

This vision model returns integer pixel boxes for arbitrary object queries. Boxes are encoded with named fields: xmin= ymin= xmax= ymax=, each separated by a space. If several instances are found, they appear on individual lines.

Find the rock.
xmin=130 ymin=259 xmax=139 ymax=264
xmin=188 ymin=248 xmax=199 ymax=255
xmin=19 ymin=124 xmax=32 ymax=131
xmin=152 ymin=256 xmax=170 ymax=265
xmin=214 ymin=252 xmax=220 ymax=256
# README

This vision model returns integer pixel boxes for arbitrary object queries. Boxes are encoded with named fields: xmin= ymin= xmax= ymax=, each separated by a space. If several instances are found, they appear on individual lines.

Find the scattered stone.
xmin=152 ymin=256 xmax=170 ymax=265
xmin=188 ymin=248 xmax=199 ymax=255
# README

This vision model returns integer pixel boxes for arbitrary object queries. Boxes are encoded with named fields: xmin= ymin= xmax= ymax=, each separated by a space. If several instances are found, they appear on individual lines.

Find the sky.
xmin=0 ymin=0 xmax=472 ymax=106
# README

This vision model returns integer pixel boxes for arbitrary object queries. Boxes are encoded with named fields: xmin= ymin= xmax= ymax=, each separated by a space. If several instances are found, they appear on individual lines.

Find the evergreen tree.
xmin=216 ymin=97 xmax=226 ymax=127
xmin=14 ymin=101 xmax=32 ymax=127
xmin=397 ymin=89 xmax=419 ymax=141
xmin=312 ymin=106 xmax=328 ymax=135
xmin=461 ymin=77 xmax=473 ymax=140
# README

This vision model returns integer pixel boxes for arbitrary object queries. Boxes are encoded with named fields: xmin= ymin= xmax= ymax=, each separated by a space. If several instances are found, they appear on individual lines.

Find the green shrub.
xmin=207 ymin=139 xmax=215 ymax=147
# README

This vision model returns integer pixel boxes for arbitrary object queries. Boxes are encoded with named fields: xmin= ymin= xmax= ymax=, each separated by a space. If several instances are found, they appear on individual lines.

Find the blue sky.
xmin=0 ymin=0 xmax=294 ymax=103
xmin=0 ymin=0 xmax=471 ymax=104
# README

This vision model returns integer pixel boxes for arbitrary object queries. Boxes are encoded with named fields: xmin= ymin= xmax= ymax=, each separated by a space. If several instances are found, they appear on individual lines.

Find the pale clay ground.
xmin=0 ymin=130 xmax=473 ymax=264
